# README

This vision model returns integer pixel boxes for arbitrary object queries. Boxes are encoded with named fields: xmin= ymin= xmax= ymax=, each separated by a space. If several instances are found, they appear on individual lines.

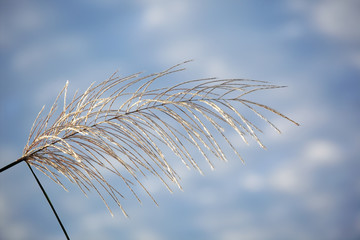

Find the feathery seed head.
xmin=22 ymin=61 xmax=298 ymax=216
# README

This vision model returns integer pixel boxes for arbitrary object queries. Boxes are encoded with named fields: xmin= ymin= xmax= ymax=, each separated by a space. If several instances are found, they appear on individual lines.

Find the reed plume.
xmin=2 ymin=61 xmax=299 ymax=218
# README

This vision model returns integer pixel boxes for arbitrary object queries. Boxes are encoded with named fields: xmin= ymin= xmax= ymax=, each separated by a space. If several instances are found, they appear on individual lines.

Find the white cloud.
xmin=198 ymin=57 xmax=236 ymax=78
xmin=288 ymin=0 xmax=360 ymax=41
xmin=350 ymin=52 xmax=360 ymax=69
xmin=194 ymin=187 xmax=220 ymax=206
xmin=287 ymin=0 xmax=360 ymax=69
xmin=304 ymin=192 xmax=337 ymax=214
xmin=140 ymin=175 xmax=170 ymax=195
xmin=268 ymin=138 xmax=343 ymax=194
xmin=355 ymin=214 xmax=360 ymax=232
xmin=157 ymin=38 xmax=244 ymax=80
xmin=220 ymin=228 xmax=268 ymax=240
xmin=240 ymin=173 xmax=264 ymax=192
xmin=156 ymin=37 xmax=205 ymax=65
xmin=132 ymin=227 xmax=165 ymax=240
xmin=140 ymin=0 xmax=190 ymax=30
xmin=77 ymin=0 xmax=126 ymax=7
xmin=279 ymin=21 xmax=307 ymax=40
xmin=0 ymin=4 xmax=47 ymax=48
xmin=80 ymin=211 xmax=119 ymax=232
xmin=303 ymin=139 xmax=342 ymax=167
xmin=313 ymin=0 xmax=360 ymax=41
xmin=0 ymin=195 xmax=32 ymax=240
xmin=11 ymin=35 xmax=88 ymax=72
xmin=269 ymin=165 xmax=302 ymax=193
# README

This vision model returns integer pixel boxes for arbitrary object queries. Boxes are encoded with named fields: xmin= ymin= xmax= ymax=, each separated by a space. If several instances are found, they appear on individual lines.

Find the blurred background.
xmin=0 ymin=0 xmax=359 ymax=239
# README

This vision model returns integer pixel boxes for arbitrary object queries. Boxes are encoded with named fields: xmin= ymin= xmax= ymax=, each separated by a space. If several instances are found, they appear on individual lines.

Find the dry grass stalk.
xmin=20 ymin=61 xmax=298 ymax=216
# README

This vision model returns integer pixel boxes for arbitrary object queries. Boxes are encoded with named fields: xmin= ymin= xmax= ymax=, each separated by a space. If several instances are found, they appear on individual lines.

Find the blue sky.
xmin=1 ymin=0 xmax=360 ymax=239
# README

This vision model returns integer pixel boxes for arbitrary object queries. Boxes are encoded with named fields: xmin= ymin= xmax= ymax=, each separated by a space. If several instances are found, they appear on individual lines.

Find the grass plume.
xmin=5 ymin=61 xmax=299 ymax=217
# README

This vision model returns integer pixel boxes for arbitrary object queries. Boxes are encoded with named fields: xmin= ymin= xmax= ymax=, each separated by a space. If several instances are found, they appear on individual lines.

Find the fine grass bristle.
xmin=21 ymin=61 xmax=299 ymax=216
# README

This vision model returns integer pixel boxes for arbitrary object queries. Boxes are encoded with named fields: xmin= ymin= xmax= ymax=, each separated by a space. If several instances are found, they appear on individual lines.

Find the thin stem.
xmin=0 ymin=156 xmax=28 ymax=172
xmin=26 ymin=161 xmax=70 ymax=240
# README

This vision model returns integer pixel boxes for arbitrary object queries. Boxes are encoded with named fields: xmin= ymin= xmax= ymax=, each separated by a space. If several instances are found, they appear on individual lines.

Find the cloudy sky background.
xmin=1 ymin=0 xmax=359 ymax=239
